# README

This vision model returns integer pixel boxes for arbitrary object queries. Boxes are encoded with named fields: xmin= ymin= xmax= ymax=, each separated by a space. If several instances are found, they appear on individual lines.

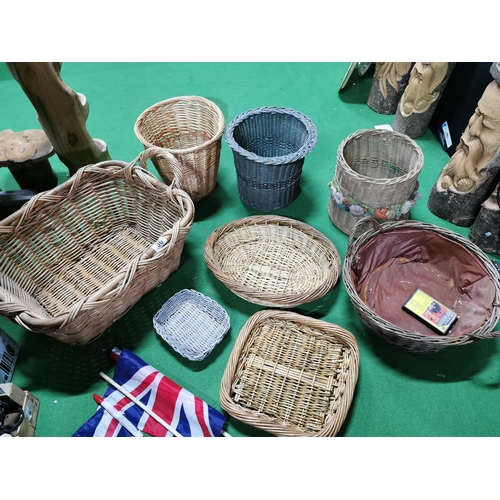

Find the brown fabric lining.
xmin=350 ymin=229 xmax=496 ymax=337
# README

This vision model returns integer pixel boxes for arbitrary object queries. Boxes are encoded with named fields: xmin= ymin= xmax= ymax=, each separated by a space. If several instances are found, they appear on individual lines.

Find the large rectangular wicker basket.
xmin=220 ymin=310 xmax=359 ymax=437
xmin=0 ymin=147 xmax=194 ymax=345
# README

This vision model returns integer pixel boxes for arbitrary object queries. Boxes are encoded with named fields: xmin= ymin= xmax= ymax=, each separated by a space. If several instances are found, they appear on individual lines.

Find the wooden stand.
xmin=427 ymin=164 xmax=500 ymax=226
xmin=6 ymin=62 xmax=111 ymax=175
xmin=392 ymin=63 xmax=456 ymax=138
xmin=0 ymin=129 xmax=57 ymax=192
xmin=367 ymin=63 xmax=413 ymax=115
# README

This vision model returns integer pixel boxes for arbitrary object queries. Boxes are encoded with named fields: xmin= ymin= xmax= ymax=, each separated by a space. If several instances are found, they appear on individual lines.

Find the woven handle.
xmin=347 ymin=217 xmax=383 ymax=248
xmin=139 ymin=146 xmax=183 ymax=189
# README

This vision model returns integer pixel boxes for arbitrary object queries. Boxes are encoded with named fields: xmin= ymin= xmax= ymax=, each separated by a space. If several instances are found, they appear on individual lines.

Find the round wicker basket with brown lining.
xmin=134 ymin=95 xmax=225 ymax=202
xmin=220 ymin=309 xmax=360 ymax=437
xmin=343 ymin=218 xmax=500 ymax=353
xmin=204 ymin=215 xmax=341 ymax=308
xmin=328 ymin=128 xmax=424 ymax=235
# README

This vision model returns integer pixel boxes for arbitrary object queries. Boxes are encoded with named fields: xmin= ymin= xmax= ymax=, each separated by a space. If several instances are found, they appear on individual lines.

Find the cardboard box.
xmin=0 ymin=383 xmax=40 ymax=437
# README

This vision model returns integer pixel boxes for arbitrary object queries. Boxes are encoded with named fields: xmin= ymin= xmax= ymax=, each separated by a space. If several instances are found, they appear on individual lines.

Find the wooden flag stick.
xmin=99 ymin=372 xmax=183 ymax=438
xmin=93 ymin=394 xmax=143 ymax=437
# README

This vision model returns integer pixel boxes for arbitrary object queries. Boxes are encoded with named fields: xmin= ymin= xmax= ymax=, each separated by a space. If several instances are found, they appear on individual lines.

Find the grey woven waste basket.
xmin=225 ymin=106 xmax=318 ymax=211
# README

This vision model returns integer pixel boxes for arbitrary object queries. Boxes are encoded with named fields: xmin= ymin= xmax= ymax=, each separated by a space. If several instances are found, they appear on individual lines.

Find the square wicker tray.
xmin=153 ymin=289 xmax=230 ymax=361
xmin=220 ymin=310 xmax=359 ymax=436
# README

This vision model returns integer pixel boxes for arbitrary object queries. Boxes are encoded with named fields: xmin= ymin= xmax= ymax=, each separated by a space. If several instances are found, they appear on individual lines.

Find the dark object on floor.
xmin=0 ymin=188 xmax=36 ymax=219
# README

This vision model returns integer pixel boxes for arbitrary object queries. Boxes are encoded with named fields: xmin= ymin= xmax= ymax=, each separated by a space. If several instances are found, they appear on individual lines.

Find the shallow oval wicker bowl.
xmin=343 ymin=218 xmax=500 ymax=353
xmin=204 ymin=215 xmax=341 ymax=308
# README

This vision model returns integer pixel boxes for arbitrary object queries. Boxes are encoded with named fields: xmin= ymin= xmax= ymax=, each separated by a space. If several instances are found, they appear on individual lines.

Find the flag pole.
xmin=93 ymin=394 xmax=144 ymax=437
xmin=99 ymin=371 xmax=183 ymax=438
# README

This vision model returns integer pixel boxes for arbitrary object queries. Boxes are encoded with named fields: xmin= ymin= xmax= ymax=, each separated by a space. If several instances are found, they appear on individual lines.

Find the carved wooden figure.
xmin=367 ymin=62 xmax=413 ymax=115
xmin=6 ymin=62 xmax=111 ymax=175
xmin=392 ymin=62 xmax=456 ymax=138
xmin=428 ymin=73 xmax=500 ymax=226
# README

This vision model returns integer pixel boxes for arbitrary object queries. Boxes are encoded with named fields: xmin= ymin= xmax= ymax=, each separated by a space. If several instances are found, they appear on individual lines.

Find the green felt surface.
xmin=1 ymin=62 xmax=499 ymax=438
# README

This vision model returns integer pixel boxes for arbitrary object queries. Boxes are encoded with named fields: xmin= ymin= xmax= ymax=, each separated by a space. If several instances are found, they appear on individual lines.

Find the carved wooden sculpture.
xmin=392 ymin=62 xmax=456 ymax=138
xmin=5 ymin=62 xmax=111 ymax=176
xmin=367 ymin=62 xmax=413 ymax=115
xmin=427 ymin=72 xmax=500 ymax=226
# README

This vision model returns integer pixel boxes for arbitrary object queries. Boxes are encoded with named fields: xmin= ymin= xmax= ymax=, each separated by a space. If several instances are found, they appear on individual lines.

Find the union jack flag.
xmin=73 ymin=348 xmax=227 ymax=437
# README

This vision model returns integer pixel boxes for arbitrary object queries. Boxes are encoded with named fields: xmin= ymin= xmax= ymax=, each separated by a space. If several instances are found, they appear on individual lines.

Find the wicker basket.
xmin=0 ymin=147 xmax=194 ymax=345
xmin=204 ymin=215 xmax=340 ymax=308
xmin=328 ymin=129 xmax=424 ymax=235
xmin=153 ymin=289 xmax=230 ymax=361
xmin=134 ymin=96 xmax=225 ymax=202
xmin=220 ymin=309 xmax=359 ymax=437
xmin=224 ymin=106 xmax=318 ymax=211
xmin=343 ymin=218 xmax=500 ymax=353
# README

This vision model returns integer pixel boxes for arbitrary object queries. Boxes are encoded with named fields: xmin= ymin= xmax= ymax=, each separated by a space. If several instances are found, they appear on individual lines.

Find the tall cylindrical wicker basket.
xmin=328 ymin=129 xmax=424 ymax=235
xmin=134 ymin=96 xmax=225 ymax=202
xmin=225 ymin=106 xmax=318 ymax=211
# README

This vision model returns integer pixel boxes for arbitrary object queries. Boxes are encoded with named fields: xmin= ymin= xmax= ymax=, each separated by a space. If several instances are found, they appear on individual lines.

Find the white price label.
xmin=150 ymin=237 xmax=168 ymax=253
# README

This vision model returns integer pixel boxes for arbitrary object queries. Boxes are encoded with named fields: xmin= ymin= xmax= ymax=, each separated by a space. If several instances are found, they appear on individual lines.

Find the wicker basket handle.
xmin=348 ymin=217 xmax=383 ymax=248
xmin=139 ymin=146 xmax=183 ymax=189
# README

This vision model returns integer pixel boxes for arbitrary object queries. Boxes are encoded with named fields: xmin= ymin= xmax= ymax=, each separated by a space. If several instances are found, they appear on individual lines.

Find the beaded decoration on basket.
xmin=328 ymin=180 xmax=421 ymax=221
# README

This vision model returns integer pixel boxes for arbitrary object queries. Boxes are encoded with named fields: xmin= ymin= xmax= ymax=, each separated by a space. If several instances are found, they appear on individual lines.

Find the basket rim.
xmin=204 ymin=215 xmax=340 ymax=308
xmin=342 ymin=219 xmax=500 ymax=348
xmin=224 ymin=106 xmax=318 ymax=166
xmin=335 ymin=128 xmax=424 ymax=185
xmin=134 ymin=95 xmax=225 ymax=155
xmin=219 ymin=309 xmax=360 ymax=436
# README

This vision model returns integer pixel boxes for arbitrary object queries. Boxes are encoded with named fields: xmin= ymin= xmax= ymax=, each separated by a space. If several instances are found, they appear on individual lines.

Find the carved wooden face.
xmin=440 ymin=81 xmax=500 ymax=192
xmin=400 ymin=62 xmax=448 ymax=116
xmin=460 ymin=81 xmax=500 ymax=157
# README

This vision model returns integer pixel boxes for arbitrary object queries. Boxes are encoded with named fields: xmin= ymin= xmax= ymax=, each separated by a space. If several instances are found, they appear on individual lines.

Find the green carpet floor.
xmin=1 ymin=62 xmax=499 ymax=438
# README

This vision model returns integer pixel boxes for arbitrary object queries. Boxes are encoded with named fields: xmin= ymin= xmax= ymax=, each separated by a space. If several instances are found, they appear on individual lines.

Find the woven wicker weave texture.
xmin=0 ymin=147 xmax=194 ymax=345
xmin=220 ymin=309 xmax=360 ymax=437
xmin=153 ymin=289 xmax=230 ymax=361
xmin=134 ymin=96 xmax=225 ymax=202
xmin=224 ymin=106 xmax=318 ymax=211
xmin=204 ymin=215 xmax=340 ymax=308
xmin=329 ymin=128 xmax=424 ymax=235
xmin=343 ymin=218 xmax=500 ymax=354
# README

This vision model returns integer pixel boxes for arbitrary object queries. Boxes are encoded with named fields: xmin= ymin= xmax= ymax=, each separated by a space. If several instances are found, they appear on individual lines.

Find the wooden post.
xmin=5 ymin=62 xmax=111 ymax=175
xmin=427 ymin=68 xmax=500 ymax=226
xmin=392 ymin=62 xmax=456 ymax=138
xmin=469 ymin=183 xmax=500 ymax=255
xmin=367 ymin=62 xmax=413 ymax=115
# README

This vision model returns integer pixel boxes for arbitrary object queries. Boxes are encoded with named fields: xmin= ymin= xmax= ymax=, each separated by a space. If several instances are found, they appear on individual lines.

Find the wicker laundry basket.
xmin=343 ymin=218 xmax=500 ymax=353
xmin=225 ymin=106 xmax=318 ymax=211
xmin=328 ymin=129 xmax=424 ymax=235
xmin=204 ymin=215 xmax=340 ymax=308
xmin=153 ymin=289 xmax=230 ymax=361
xmin=134 ymin=96 xmax=225 ymax=202
xmin=0 ymin=147 xmax=194 ymax=345
xmin=220 ymin=309 xmax=360 ymax=437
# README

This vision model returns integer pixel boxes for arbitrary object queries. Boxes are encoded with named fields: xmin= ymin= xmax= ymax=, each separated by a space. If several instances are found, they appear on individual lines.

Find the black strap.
xmin=0 ymin=399 xmax=24 ymax=435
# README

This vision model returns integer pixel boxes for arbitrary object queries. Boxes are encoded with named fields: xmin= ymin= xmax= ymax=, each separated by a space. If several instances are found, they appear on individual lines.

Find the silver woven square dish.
xmin=153 ymin=289 xmax=230 ymax=361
